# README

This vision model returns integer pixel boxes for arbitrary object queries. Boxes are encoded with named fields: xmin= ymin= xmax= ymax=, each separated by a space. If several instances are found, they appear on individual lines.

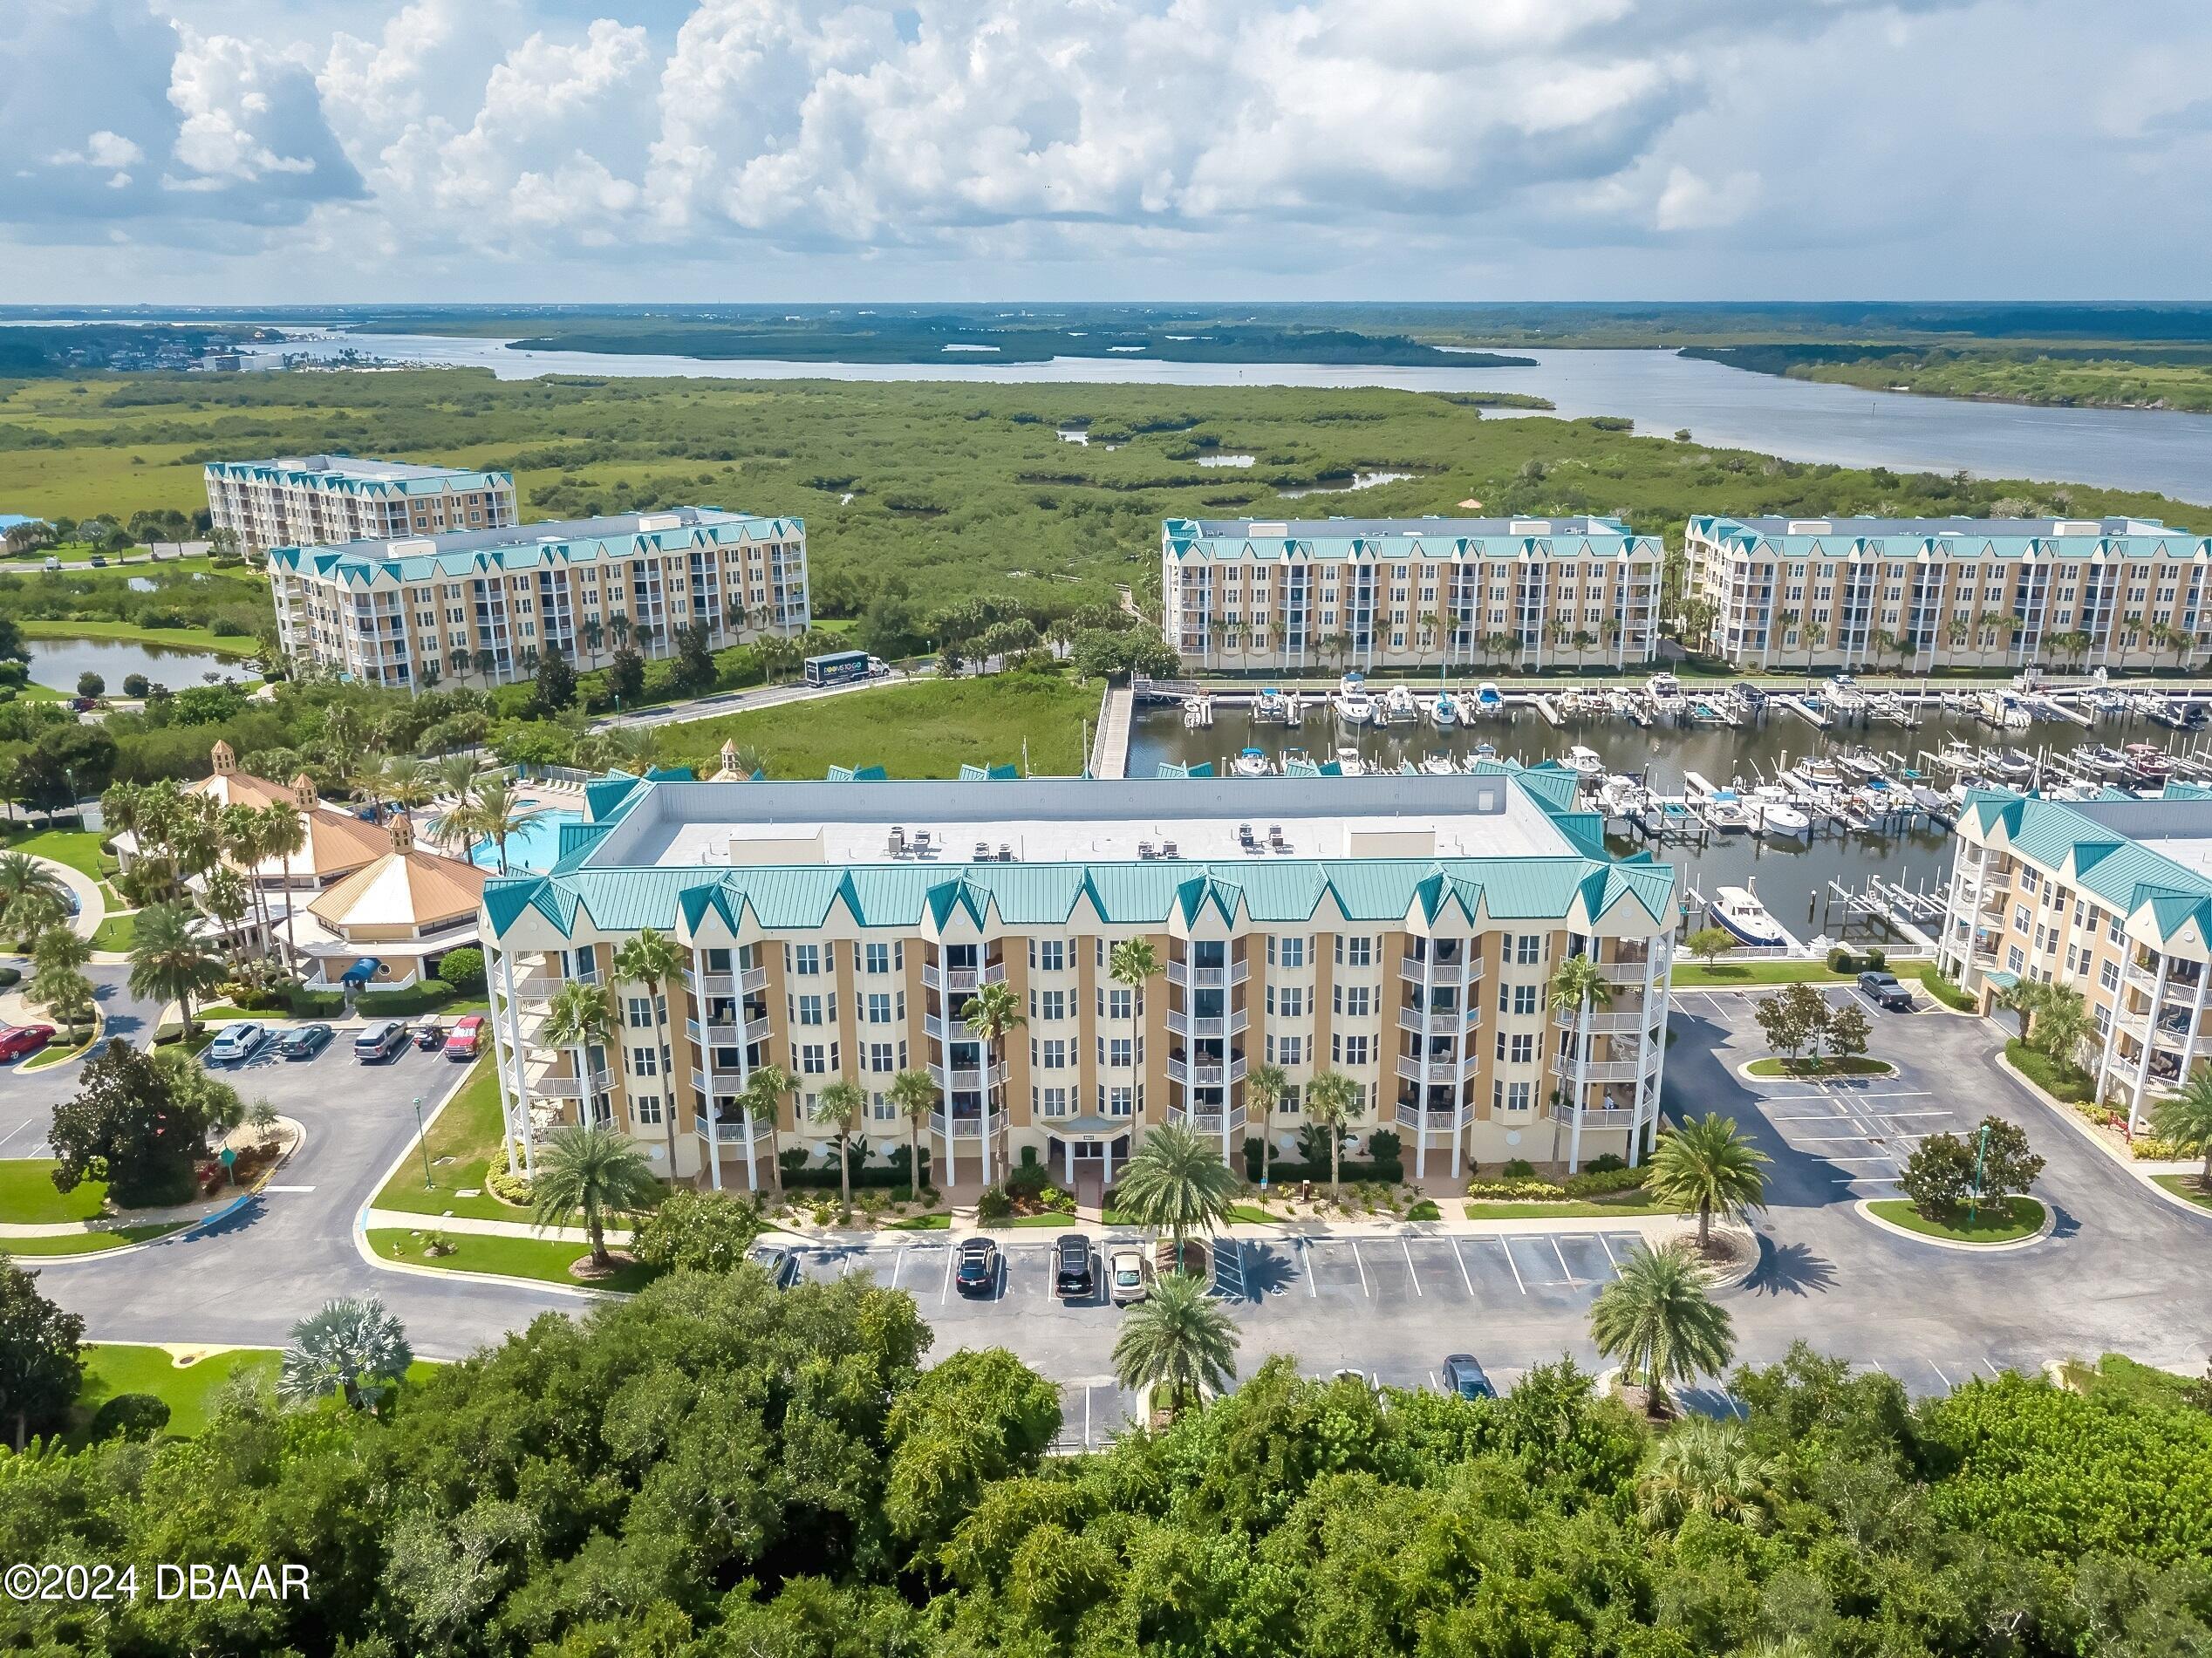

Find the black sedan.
xmin=1442 ymin=1354 xmax=1497 ymax=1401
xmin=275 ymin=1022 xmax=335 ymax=1061
xmin=1054 ymin=1232 xmax=1095 ymax=1299
xmin=954 ymin=1237 xmax=1000 ymax=1297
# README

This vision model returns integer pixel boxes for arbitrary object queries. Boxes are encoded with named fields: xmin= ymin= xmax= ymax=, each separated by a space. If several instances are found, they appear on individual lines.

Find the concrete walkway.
xmin=1090 ymin=686 xmax=1133 ymax=779
xmin=24 ymin=853 xmax=105 ymax=943
xmin=363 ymin=1207 xmax=635 ymax=1247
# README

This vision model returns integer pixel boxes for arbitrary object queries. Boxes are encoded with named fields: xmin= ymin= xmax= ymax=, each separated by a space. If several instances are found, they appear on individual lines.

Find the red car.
xmin=0 ymin=1025 xmax=56 ymax=1061
xmin=445 ymin=1015 xmax=485 ymax=1061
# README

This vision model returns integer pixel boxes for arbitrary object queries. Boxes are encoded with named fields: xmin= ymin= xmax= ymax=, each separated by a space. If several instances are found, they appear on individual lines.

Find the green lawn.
xmin=884 ymin=1212 xmax=952 ymax=1231
xmin=1672 ymin=960 xmax=1856 ymax=987
xmin=1867 ymin=1196 xmax=2045 ymax=1244
xmin=3 ymin=1222 xmax=187 ymax=1256
xmin=656 ymin=672 xmax=1096 ymax=780
xmin=0 ymin=828 xmax=108 ymax=883
xmin=367 ymin=1228 xmax=660 ymax=1293
xmin=1464 ymin=1191 xmax=1664 ymax=1219
xmin=2152 ymin=1174 xmax=2212 ymax=1212
xmin=2004 ymin=1040 xmax=2097 ymax=1105
xmin=68 ymin=1345 xmax=280 ymax=1442
xmin=1745 ymin=1056 xmax=1896 ymax=1078
xmin=20 ymin=1030 xmax=97 ymax=1072
xmin=87 ymin=911 xmax=136 ymax=952
xmin=372 ymin=1059 xmax=521 ymax=1223
xmin=19 ymin=617 xmax=257 ymax=658
xmin=0 ymin=1159 xmax=107 ymax=1225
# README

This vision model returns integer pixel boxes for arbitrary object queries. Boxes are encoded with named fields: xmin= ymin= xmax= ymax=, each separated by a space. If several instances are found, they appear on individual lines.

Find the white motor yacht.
xmin=1749 ymin=786 xmax=1811 ymax=837
xmin=1232 ymin=747 xmax=1272 ymax=777
xmin=1429 ymin=693 xmax=1459 ymax=730
xmin=1333 ymin=747 xmax=1366 ymax=776
xmin=1710 ymin=884 xmax=1787 ymax=946
xmin=1565 ymin=745 xmax=1605 ymax=777
xmin=1335 ymin=676 xmax=1376 ymax=726
xmin=1382 ymin=684 xmax=1419 ymax=724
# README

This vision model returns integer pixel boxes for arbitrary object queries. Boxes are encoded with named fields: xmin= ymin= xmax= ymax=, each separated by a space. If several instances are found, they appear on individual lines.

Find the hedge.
xmin=355 ymin=979 xmax=456 ymax=1017
xmin=1464 ymin=1166 xmax=1648 ymax=1202
xmin=285 ymin=986 xmax=347 ymax=1018
xmin=0 ymin=966 xmax=17 ymax=990
xmin=1253 ymin=1157 xmax=1404 ymax=1185
xmin=1826 ymin=945 xmax=1889 ymax=972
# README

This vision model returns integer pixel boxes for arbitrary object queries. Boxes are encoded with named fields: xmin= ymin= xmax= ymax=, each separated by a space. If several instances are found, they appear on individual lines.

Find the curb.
xmin=1732 ymin=1058 xmax=1898 ymax=1085
xmin=1852 ymin=1196 xmax=2056 ymax=1252
xmin=352 ymin=1223 xmax=626 ymax=1302
xmin=1991 ymin=1049 xmax=2212 ymax=1225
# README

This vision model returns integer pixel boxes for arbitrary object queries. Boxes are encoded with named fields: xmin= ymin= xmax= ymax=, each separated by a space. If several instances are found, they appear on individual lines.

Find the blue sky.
xmin=2 ymin=0 xmax=2206 ymax=304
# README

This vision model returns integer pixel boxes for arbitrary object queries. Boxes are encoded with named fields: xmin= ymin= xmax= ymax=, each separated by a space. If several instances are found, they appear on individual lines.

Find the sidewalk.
xmin=0 ymin=1116 xmax=304 ymax=1238
xmin=23 ymin=853 xmax=105 ymax=943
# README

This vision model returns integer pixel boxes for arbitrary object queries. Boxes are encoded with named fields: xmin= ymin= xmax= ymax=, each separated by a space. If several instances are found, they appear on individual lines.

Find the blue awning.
xmin=340 ymin=958 xmax=383 ymax=986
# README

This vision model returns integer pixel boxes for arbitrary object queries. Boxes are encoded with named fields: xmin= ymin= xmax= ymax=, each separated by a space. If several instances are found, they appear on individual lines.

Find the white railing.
xmin=1165 ymin=1055 xmax=1248 ymax=1086
xmin=929 ymin=1110 xmax=998 ymax=1139
xmin=1397 ymin=1006 xmax=1478 ymax=1035
xmin=1553 ymin=1009 xmax=1652 ymax=1034
xmin=697 ymin=1119 xmax=775 ymax=1146
xmin=688 ymin=1016 xmax=770 ymax=1047
xmin=529 ymin=1068 xmax=611 ymax=1101
xmin=1167 ymin=1008 xmax=1249 ymax=1039
xmin=1549 ymin=1051 xmax=1651 ymax=1084
xmin=1167 ymin=1105 xmax=1247 ymax=1135
xmin=1396 ymin=1101 xmax=1476 ymax=1133
xmin=1595 ymin=957 xmax=1656 ymax=984
xmin=1395 ymin=1054 xmax=1465 ymax=1085
xmin=927 ymin=1061 xmax=1008 ymax=1089
xmin=922 ymin=961 xmax=1007 ymax=993
xmin=686 ymin=965 xmax=770 ymax=999
xmin=1546 ymin=1101 xmax=1642 ymax=1129
xmin=1398 ymin=954 xmax=1485 ymax=986
xmin=1167 ymin=960 xmax=1250 ymax=989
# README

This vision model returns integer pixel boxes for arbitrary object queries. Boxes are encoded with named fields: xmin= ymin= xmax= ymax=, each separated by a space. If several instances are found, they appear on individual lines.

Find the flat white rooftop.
xmin=587 ymin=774 xmax=1578 ymax=870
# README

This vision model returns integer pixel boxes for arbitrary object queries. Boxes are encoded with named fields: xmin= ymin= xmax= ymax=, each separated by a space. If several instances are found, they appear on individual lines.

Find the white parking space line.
xmin=1496 ymin=1238 xmax=1526 ymax=1294
xmin=262 ymin=1184 xmax=316 ymax=1193
xmin=1350 ymin=1240 xmax=1371 ymax=1298
xmin=1980 ymin=1357 xmax=2003 ymax=1377
xmin=1597 ymin=1232 xmax=1621 ymax=1272
xmin=0 ymin=1120 xmax=41 ymax=1153
xmin=939 ymin=1245 xmax=954 ymax=1304
xmin=1928 ymin=1359 xmax=1953 ymax=1388
xmin=1550 ymin=1238 xmax=1574 ymax=1285
xmin=889 ymin=1249 xmax=905 ymax=1290
xmin=1301 ymin=1239 xmax=1318 ymax=1298
xmin=1450 ymin=1238 xmax=1475 ymax=1297
xmin=1401 ymin=1238 xmax=1423 ymax=1295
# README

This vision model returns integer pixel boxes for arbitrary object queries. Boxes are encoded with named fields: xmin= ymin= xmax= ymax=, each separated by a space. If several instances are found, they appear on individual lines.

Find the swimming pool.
xmin=461 ymin=806 xmax=583 ymax=873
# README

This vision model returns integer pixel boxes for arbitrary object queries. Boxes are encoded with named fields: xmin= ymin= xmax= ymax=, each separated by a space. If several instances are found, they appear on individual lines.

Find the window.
xmin=633 ymin=1095 xmax=662 ymax=1126
xmin=625 ymin=996 xmax=653 ymax=1029
xmin=1103 ymin=986 xmax=1133 ymax=1021
xmin=864 ymin=942 xmax=893 ymax=974
xmin=1270 ymin=936 xmax=1307 ymax=968
xmin=1495 ymin=1032 xmax=1535 ymax=1064
xmin=631 ymin=1046 xmax=659 ymax=1077
xmin=1102 ymin=1036 xmax=1134 ymax=1068
xmin=871 ymin=1092 xmax=898 ymax=1122
xmin=868 ymin=1041 xmax=895 ymax=1073
xmin=2100 ymin=960 xmax=2120 ymax=993
xmin=1032 ymin=938 xmax=1068 ymax=972
xmin=1492 ymin=1079 xmax=1532 ymax=1113
xmin=1036 ymin=1087 xmax=1070 ymax=1118
xmin=1033 ymin=1038 xmax=1069 ymax=1070
xmin=1498 ymin=983 xmax=1537 ymax=1016
xmin=1104 ymin=1085 xmax=1135 ymax=1117
xmin=792 ymin=944 xmax=823 ymax=976
xmin=1515 ymin=934 xmax=1542 ymax=965
xmin=799 ymin=1043 xmax=830 ymax=1075
xmin=2005 ymin=945 xmax=2024 ymax=973
xmin=1034 ymin=990 xmax=1068 ymax=1021
xmin=866 ymin=993 xmax=892 ymax=1024
xmin=1331 ymin=1033 xmax=1370 ymax=1067
xmin=1269 ymin=1033 xmax=1305 ymax=1066
xmin=1333 ymin=984 xmax=1371 ymax=1017
xmin=1335 ymin=935 xmax=1373 ymax=967
xmin=796 ymin=994 xmax=826 ymax=1027
xmin=1271 ymin=986 xmax=1306 ymax=1019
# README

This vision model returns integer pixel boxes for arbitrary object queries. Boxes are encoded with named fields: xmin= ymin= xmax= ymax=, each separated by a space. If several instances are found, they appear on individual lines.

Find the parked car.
xmin=1109 ymin=1247 xmax=1150 ymax=1306
xmin=1857 ymin=970 xmax=1913 ymax=1010
xmin=954 ymin=1237 xmax=1000 ymax=1297
xmin=352 ymin=1020 xmax=408 ymax=1062
xmin=0 ymin=1024 xmax=55 ymax=1061
xmin=747 ymin=1245 xmax=799 ymax=1289
xmin=413 ymin=1020 xmax=445 ymax=1051
xmin=87 ymin=555 xmax=106 ymax=568
xmin=72 ymin=697 xmax=97 ymax=713
xmin=1441 ymin=1354 xmax=1497 ymax=1401
xmin=275 ymin=1022 xmax=334 ymax=1061
xmin=205 ymin=1022 xmax=270 ymax=1065
xmin=445 ymin=1014 xmax=486 ymax=1060
xmin=1054 ymin=1232 xmax=1095 ymax=1299
xmin=41 ymin=556 xmax=58 ymax=572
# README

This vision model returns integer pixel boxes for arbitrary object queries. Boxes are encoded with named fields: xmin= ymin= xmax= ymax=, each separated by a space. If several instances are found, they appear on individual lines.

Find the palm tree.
xmin=1116 ymin=1120 xmax=1238 ymax=1271
xmin=2150 ymin=1070 xmax=2212 ymax=1193
xmin=1589 ymin=1242 xmax=1736 ymax=1416
xmin=1303 ymin=1068 xmax=1361 ymax=1200
xmin=959 ymin=977 xmax=1025 ymax=1187
xmin=529 ymin=1122 xmax=660 ymax=1272
xmin=1108 ymin=938 xmax=1158 ymax=1119
xmin=0 ymin=853 xmax=68 ymax=946
xmin=582 ymin=617 xmax=604 ymax=669
xmin=462 ymin=777 xmax=546 ymax=876
xmin=256 ymin=801 xmax=306 ymax=965
xmin=1246 ymin=1061 xmax=1287 ymax=1186
xmin=543 ymin=979 xmax=617 ymax=1138
xmin=380 ymin=756 xmax=436 ymax=816
xmin=448 ymin=645 xmax=472 ymax=686
xmin=608 ymin=613 xmax=632 ymax=654
xmin=1637 ymin=1416 xmax=1779 ymax=1531
xmin=218 ymin=802 xmax=272 ymax=959
xmin=29 ymin=926 xmax=94 ymax=1041
xmin=127 ymin=901 xmax=227 ymax=1038
xmin=888 ymin=1067 xmax=939 ymax=1197
xmin=611 ymin=928 xmax=685 ymax=1174
xmin=434 ymin=753 xmax=479 ymax=802
xmin=1644 ymin=1113 xmax=1770 ymax=1253
xmin=811 ymin=1079 xmax=868 ymax=1215
xmin=1112 ymin=1269 xmax=1239 ymax=1420
xmin=1547 ymin=953 xmax=1615 ymax=1173
xmin=198 ymin=863 xmax=250 ymax=970
xmin=277 ymin=1296 xmax=413 ymax=1412
xmin=741 ymin=1061 xmax=795 ymax=1200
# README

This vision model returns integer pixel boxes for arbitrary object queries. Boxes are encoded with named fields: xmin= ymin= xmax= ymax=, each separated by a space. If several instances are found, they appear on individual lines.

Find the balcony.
xmin=529 ymin=1068 xmax=611 ymax=1102
xmin=1553 ymin=1009 xmax=1654 ymax=1035
xmin=1167 ymin=959 xmax=1250 ymax=990
xmin=686 ymin=965 xmax=769 ymax=998
xmin=1166 ymin=1007 xmax=1249 ymax=1039
xmin=1167 ymin=1104 xmax=1248 ymax=1136
xmin=921 ymin=961 xmax=1007 ymax=994
xmin=1398 ymin=953 xmax=1485 ymax=986
xmin=929 ymin=1110 xmax=1003 ymax=1140
xmin=697 ymin=1117 xmax=776 ymax=1148
xmin=1395 ymin=1100 xmax=1476 ymax=1135
xmin=1546 ymin=1100 xmax=1643 ymax=1130
xmin=926 ymin=1060 xmax=1008 ymax=1090
xmin=1165 ymin=1054 xmax=1248 ymax=1087
xmin=686 ymin=1015 xmax=770 ymax=1047
xmin=1394 ymin=1054 xmax=1468 ymax=1086
xmin=1594 ymin=957 xmax=1656 ymax=985
xmin=1396 ymin=1005 xmax=1479 ymax=1035
xmin=1550 ymin=1050 xmax=1656 ymax=1085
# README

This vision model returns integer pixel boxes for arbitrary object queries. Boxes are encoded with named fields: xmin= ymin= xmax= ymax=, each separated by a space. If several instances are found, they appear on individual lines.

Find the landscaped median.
xmin=0 ymin=1133 xmax=298 ymax=1259
xmin=1742 ymin=1055 xmax=1896 ymax=1079
xmin=1860 ymin=1195 xmax=2052 ymax=1248
xmin=367 ymin=1226 xmax=659 ymax=1293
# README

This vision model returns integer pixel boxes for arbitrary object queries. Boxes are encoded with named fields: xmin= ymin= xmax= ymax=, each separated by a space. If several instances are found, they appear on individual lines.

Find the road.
xmin=3 ymin=980 xmax=2207 ymax=1410
xmin=598 ymin=665 xmax=925 ymax=733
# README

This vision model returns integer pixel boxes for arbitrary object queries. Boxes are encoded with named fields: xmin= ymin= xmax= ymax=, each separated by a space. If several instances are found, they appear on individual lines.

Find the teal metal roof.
xmin=204 ymin=455 xmax=509 ymax=497
xmin=266 ymin=506 xmax=802 ymax=589
xmin=1164 ymin=515 xmax=1658 ymax=565
xmin=1691 ymin=513 xmax=2206 ymax=564
xmin=1964 ymin=787 xmax=2212 ymax=946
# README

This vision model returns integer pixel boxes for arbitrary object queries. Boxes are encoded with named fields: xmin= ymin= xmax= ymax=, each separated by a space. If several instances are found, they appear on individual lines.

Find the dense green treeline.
xmin=1690 ymin=344 xmax=2212 ymax=415
xmin=3 ymin=374 xmax=2206 ymax=629
xmin=3 ymin=1268 xmax=2208 ymax=1656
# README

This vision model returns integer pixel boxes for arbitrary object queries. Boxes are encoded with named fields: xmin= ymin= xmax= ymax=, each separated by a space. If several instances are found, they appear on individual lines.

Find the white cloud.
xmin=50 ymin=131 xmax=147 ymax=168
xmin=1654 ymin=165 xmax=1760 ymax=232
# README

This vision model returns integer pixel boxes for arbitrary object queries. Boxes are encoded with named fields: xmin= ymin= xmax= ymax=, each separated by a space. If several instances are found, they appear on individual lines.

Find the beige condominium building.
xmin=205 ymin=454 xmax=517 ymax=555
xmin=1160 ymin=515 xmax=1663 ymax=674
xmin=1686 ymin=514 xmax=2212 ymax=672
xmin=476 ymin=768 xmax=1677 ymax=1195
xmin=265 ymin=507 xmax=809 ymax=690
xmin=1937 ymin=783 xmax=2212 ymax=1131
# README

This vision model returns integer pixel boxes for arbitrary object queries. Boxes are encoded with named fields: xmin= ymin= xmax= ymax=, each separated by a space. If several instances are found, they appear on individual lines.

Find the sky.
xmin=1 ymin=0 xmax=2207 ymax=305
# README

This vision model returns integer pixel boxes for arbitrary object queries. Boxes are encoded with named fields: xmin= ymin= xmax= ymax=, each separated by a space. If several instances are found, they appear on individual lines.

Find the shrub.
xmin=1406 ymin=1198 xmax=1441 ymax=1221
xmin=89 ymin=1393 xmax=171 ymax=1443
xmin=355 ymin=979 xmax=454 ymax=1017
xmin=436 ymin=947 xmax=486 ymax=994
xmin=486 ymin=1143 xmax=531 ymax=1205
xmin=632 ymin=1189 xmax=764 ymax=1273
xmin=1586 ymin=1152 xmax=1628 ymax=1174
xmin=0 ymin=965 xmax=18 ymax=991
xmin=1502 ymin=1157 xmax=1537 ymax=1178
xmin=285 ymin=986 xmax=346 ymax=1019
xmin=121 ymin=673 xmax=149 ymax=699
xmin=976 ymin=1184 xmax=1014 ymax=1225
xmin=1864 ymin=947 xmax=1886 ymax=970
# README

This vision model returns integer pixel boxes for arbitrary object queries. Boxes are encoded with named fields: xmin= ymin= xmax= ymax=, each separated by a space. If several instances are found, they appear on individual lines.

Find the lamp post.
xmin=413 ymin=1095 xmax=432 ymax=1189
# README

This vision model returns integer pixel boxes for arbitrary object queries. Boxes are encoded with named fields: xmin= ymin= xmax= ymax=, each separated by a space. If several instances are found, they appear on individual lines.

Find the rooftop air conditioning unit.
xmin=2053 ymin=521 xmax=2099 ymax=536
xmin=1785 ymin=520 xmax=1833 ymax=534
xmin=1246 ymin=522 xmax=1289 ymax=537
xmin=384 ymin=537 xmax=436 ymax=556
xmin=635 ymin=512 xmax=683 ymax=532
xmin=1508 ymin=518 xmax=1551 ymax=534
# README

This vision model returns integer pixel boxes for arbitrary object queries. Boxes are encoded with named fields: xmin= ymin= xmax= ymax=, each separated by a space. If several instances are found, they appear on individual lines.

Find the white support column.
xmin=1567 ymin=939 xmax=1591 ymax=1176
xmin=2183 ymin=964 xmax=2209 ymax=1091
xmin=495 ymin=945 xmax=535 ymax=1181
xmin=487 ymin=948 xmax=522 ymax=1164
xmin=2129 ymin=952 xmax=2171 ymax=1132
xmin=1416 ymin=945 xmax=1436 ymax=1179
xmin=693 ymin=947 xmax=721 ymax=1192
xmin=1450 ymin=948 xmax=1472 ymax=1178
xmin=1064 ymin=1135 xmax=1074 ymax=1184
xmin=1630 ymin=937 xmax=1663 ymax=1168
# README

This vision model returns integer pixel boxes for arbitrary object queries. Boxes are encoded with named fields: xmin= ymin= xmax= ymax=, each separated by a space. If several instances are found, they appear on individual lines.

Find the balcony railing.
xmin=926 ymin=1061 xmax=1008 ymax=1089
xmin=1165 ymin=1055 xmax=1248 ymax=1087
xmin=1395 ymin=1100 xmax=1476 ymax=1134
xmin=686 ymin=965 xmax=769 ymax=998
xmin=1398 ymin=953 xmax=1485 ymax=986
xmin=529 ymin=1068 xmax=611 ymax=1101
xmin=921 ymin=961 xmax=1007 ymax=993
xmin=697 ymin=1118 xmax=776 ymax=1147
xmin=687 ymin=1016 xmax=770 ymax=1047
xmin=1395 ymin=1054 xmax=1466 ymax=1085
xmin=1549 ymin=1050 xmax=1656 ymax=1085
xmin=1552 ymin=1009 xmax=1653 ymax=1035
xmin=1167 ymin=1104 xmax=1247 ymax=1136
xmin=1167 ymin=960 xmax=1249 ymax=989
xmin=1546 ymin=1101 xmax=1642 ymax=1130
xmin=1397 ymin=1006 xmax=1478 ymax=1035
xmin=1166 ymin=1008 xmax=1249 ymax=1039
xmin=1594 ymin=958 xmax=1655 ymax=985
xmin=929 ymin=1110 xmax=1002 ymax=1139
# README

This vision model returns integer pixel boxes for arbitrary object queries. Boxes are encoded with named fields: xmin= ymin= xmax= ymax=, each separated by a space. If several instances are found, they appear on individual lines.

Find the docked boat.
xmin=1232 ymin=747 xmax=1272 ymax=778
xmin=1428 ymin=693 xmax=1459 ymax=730
xmin=1836 ymin=748 xmax=1884 ymax=781
xmin=1646 ymin=672 xmax=1683 ymax=702
xmin=1990 ymin=747 xmax=2037 ymax=785
xmin=1564 ymin=745 xmax=1605 ymax=777
xmin=1975 ymin=690 xmax=2033 ymax=731
xmin=1471 ymin=741 xmax=1499 ymax=761
xmin=1382 ymin=684 xmax=1420 ymax=725
xmin=1334 ymin=747 xmax=1367 ymax=776
xmin=1710 ymin=884 xmax=1787 ymax=947
xmin=1335 ymin=673 xmax=1376 ymax=727
xmin=1749 ymin=786 xmax=1811 ymax=838
xmin=1474 ymin=682 xmax=1505 ymax=717
xmin=1796 ymin=757 xmax=1847 ymax=788
xmin=1419 ymin=754 xmax=1458 ymax=775
xmin=1703 ymin=788 xmax=1753 ymax=832
xmin=1254 ymin=687 xmax=1288 ymax=723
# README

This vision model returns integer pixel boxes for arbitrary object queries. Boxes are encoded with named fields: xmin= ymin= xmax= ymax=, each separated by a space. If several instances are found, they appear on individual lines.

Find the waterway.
xmin=1127 ymin=699 xmax=2195 ymax=947
xmin=24 ymin=636 xmax=235 ymax=693
xmin=242 ymin=334 xmax=2212 ymax=503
